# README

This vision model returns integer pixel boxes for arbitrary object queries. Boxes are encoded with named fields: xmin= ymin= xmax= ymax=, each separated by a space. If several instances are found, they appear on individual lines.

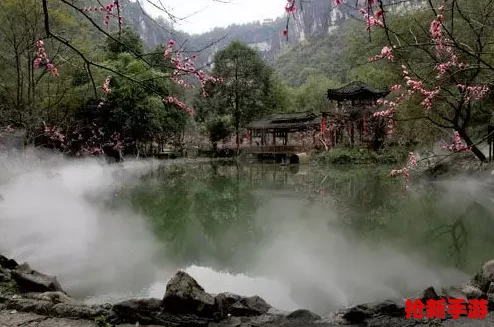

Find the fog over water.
xmin=0 ymin=149 xmax=487 ymax=315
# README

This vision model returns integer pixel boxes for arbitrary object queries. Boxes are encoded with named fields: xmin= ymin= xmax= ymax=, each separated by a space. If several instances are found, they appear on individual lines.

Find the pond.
xmin=1 ymin=156 xmax=494 ymax=315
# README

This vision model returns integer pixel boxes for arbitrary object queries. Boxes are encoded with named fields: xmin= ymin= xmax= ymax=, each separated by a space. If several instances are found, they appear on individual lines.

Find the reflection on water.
xmin=118 ymin=162 xmax=494 ymax=273
xmin=111 ymin=161 xmax=494 ymax=313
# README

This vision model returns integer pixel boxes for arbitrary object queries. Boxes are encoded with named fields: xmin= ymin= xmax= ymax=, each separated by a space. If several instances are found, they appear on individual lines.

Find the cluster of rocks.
xmin=2 ymin=254 xmax=494 ymax=326
xmin=418 ymin=151 xmax=490 ymax=180
xmin=0 ymin=255 xmax=326 ymax=326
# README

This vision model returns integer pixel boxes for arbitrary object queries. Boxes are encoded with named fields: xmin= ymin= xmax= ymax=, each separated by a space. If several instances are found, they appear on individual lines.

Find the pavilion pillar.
xmin=351 ymin=122 xmax=355 ymax=147
xmin=272 ymin=131 xmax=276 ymax=145
xmin=359 ymin=122 xmax=363 ymax=143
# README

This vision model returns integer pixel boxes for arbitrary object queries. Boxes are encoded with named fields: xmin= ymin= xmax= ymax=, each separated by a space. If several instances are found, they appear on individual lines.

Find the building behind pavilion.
xmin=323 ymin=81 xmax=390 ymax=150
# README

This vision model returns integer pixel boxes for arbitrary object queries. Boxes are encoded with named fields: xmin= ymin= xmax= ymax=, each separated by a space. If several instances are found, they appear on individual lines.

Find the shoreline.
xmin=2 ymin=254 xmax=494 ymax=326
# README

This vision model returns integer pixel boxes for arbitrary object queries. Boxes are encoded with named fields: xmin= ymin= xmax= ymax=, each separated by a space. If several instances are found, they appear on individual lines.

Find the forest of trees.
xmin=0 ymin=0 xmax=492 ymax=163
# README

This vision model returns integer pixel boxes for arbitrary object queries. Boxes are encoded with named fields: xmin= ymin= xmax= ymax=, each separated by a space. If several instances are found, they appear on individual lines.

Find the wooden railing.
xmin=242 ymin=145 xmax=304 ymax=154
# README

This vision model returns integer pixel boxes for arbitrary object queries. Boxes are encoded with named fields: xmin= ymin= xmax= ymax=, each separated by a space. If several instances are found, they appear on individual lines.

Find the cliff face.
xmin=122 ymin=0 xmax=424 ymax=67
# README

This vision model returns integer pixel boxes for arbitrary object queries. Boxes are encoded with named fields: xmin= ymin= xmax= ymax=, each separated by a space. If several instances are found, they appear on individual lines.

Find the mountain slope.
xmin=119 ymin=0 xmax=424 ymax=83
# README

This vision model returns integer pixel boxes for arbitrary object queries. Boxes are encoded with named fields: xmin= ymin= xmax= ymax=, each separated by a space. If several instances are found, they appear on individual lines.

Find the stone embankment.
xmin=2 ymin=254 xmax=494 ymax=326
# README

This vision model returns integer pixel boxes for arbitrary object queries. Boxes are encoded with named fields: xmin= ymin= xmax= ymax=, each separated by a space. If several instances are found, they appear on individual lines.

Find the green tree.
xmin=269 ymin=78 xmax=293 ymax=113
xmin=0 ymin=0 xmax=95 ymax=139
xmin=105 ymin=27 xmax=144 ymax=59
xmin=72 ymin=48 xmax=184 ymax=156
xmin=291 ymin=75 xmax=340 ymax=113
xmin=208 ymin=41 xmax=277 ymax=152
xmin=360 ymin=0 xmax=494 ymax=160
xmin=207 ymin=117 xmax=232 ymax=151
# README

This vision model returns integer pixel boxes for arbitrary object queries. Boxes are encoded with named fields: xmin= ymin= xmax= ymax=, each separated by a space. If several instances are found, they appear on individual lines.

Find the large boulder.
xmin=113 ymin=298 xmax=163 ymax=325
xmin=418 ymin=286 xmax=440 ymax=302
xmin=467 ymin=260 xmax=494 ymax=294
xmin=340 ymin=304 xmax=373 ymax=323
xmin=215 ymin=292 xmax=242 ymax=318
xmin=339 ymin=300 xmax=404 ymax=324
xmin=162 ymin=271 xmax=216 ymax=317
xmin=286 ymin=309 xmax=321 ymax=322
xmin=0 ymin=255 xmax=19 ymax=270
xmin=0 ymin=266 xmax=11 ymax=282
xmin=228 ymin=295 xmax=272 ymax=317
xmin=441 ymin=285 xmax=468 ymax=301
xmin=462 ymin=285 xmax=484 ymax=300
xmin=11 ymin=263 xmax=65 ymax=294
xmin=214 ymin=292 xmax=272 ymax=318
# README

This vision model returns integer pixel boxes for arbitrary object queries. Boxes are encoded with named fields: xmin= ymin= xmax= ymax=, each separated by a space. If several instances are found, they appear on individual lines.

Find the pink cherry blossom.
xmin=34 ymin=40 xmax=58 ymax=77
xmin=368 ymin=46 xmax=394 ymax=62
xmin=390 ymin=152 xmax=418 ymax=190
xmin=162 ymin=39 xmax=223 ymax=114
xmin=102 ymin=76 xmax=112 ymax=94
xmin=441 ymin=131 xmax=470 ymax=152
xmin=163 ymin=96 xmax=195 ymax=115
xmin=83 ymin=1 xmax=122 ymax=26
xmin=457 ymin=84 xmax=489 ymax=103
xmin=285 ymin=0 xmax=296 ymax=13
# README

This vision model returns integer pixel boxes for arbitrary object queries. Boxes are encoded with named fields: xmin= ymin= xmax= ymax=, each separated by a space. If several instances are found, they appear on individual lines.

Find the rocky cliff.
xmin=122 ymin=0 xmax=425 ymax=68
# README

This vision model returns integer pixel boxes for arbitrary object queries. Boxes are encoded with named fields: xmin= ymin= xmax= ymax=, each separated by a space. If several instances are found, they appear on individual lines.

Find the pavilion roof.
xmin=247 ymin=112 xmax=320 ymax=131
xmin=327 ymin=81 xmax=390 ymax=102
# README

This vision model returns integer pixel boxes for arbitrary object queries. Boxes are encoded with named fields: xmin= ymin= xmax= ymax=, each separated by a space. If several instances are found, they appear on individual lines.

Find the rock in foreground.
xmin=162 ymin=270 xmax=216 ymax=316
xmin=11 ymin=263 xmax=65 ymax=294
xmin=3 ymin=253 xmax=494 ymax=326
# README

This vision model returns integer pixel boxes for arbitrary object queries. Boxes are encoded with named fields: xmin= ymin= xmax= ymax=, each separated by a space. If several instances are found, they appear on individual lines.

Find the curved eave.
xmin=326 ymin=90 xmax=390 ymax=101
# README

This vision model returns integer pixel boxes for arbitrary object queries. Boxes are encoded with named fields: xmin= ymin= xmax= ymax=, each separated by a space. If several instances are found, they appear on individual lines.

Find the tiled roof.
xmin=327 ymin=81 xmax=390 ymax=101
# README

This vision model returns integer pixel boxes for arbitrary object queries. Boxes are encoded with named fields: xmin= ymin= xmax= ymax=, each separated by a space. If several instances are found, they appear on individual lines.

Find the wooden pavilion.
xmin=323 ymin=81 xmax=390 ymax=149
xmin=247 ymin=112 xmax=320 ymax=146
xmin=245 ymin=112 xmax=321 ymax=163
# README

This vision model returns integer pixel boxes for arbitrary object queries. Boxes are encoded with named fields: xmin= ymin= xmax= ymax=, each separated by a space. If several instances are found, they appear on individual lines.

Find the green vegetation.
xmin=0 ymin=280 xmax=18 ymax=296
xmin=274 ymin=0 xmax=494 ymax=161
xmin=0 ymin=0 xmax=201 ymax=156
xmin=314 ymin=147 xmax=411 ymax=165
xmin=275 ymin=35 xmax=348 ymax=88
xmin=196 ymin=41 xmax=280 ymax=150
xmin=94 ymin=316 xmax=114 ymax=327
xmin=0 ymin=0 xmax=492 ymax=161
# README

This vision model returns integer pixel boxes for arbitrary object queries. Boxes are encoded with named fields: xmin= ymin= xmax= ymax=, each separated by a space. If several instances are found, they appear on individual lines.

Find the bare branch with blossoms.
xmin=356 ymin=1 xmax=492 ymax=163
xmin=41 ymin=121 xmax=124 ymax=159
xmin=163 ymin=39 xmax=224 ymax=98
xmin=441 ymin=130 xmax=470 ymax=152
xmin=163 ymin=96 xmax=195 ymax=116
xmin=83 ymin=1 xmax=123 ymax=27
xmin=368 ymin=45 xmax=394 ymax=62
xmin=33 ymin=40 xmax=58 ymax=77
xmin=390 ymin=152 xmax=417 ymax=190
xmin=97 ymin=76 xmax=112 ymax=109
xmin=35 ymin=0 xmax=225 ymax=148
xmin=302 ymin=0 xmax=494 ymax=186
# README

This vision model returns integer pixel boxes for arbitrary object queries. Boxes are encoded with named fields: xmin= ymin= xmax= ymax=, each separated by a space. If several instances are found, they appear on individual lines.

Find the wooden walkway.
xmin=241 ymin=146 xmax=309 ymax=164
xmin=242 ymin=145 xmax=303 ymax=155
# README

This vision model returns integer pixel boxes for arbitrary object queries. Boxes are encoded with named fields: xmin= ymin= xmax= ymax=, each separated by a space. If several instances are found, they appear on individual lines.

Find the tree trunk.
xmin=235 ymin=125 xmax=240 ymax=155
xmin=458 ymin=129 xmax=486 ymax=162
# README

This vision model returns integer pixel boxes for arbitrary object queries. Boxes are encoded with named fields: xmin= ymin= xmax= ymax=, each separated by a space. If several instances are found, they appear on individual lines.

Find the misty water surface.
xmin=1 ymin=152 xmax=494 ymax=315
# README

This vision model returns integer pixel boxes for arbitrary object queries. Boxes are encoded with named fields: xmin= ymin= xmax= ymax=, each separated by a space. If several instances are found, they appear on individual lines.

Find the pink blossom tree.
xmin=22 ymin=0 xmax=224 ymax=157
xmin=284 ymin=0 xmax=492 ymax=164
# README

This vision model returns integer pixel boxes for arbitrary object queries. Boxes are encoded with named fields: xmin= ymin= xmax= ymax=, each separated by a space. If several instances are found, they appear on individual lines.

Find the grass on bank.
xmin=313 ymin=146 xmax=411 ymax=165
xmin=0 ymin=280 xmax=18 ymax=295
